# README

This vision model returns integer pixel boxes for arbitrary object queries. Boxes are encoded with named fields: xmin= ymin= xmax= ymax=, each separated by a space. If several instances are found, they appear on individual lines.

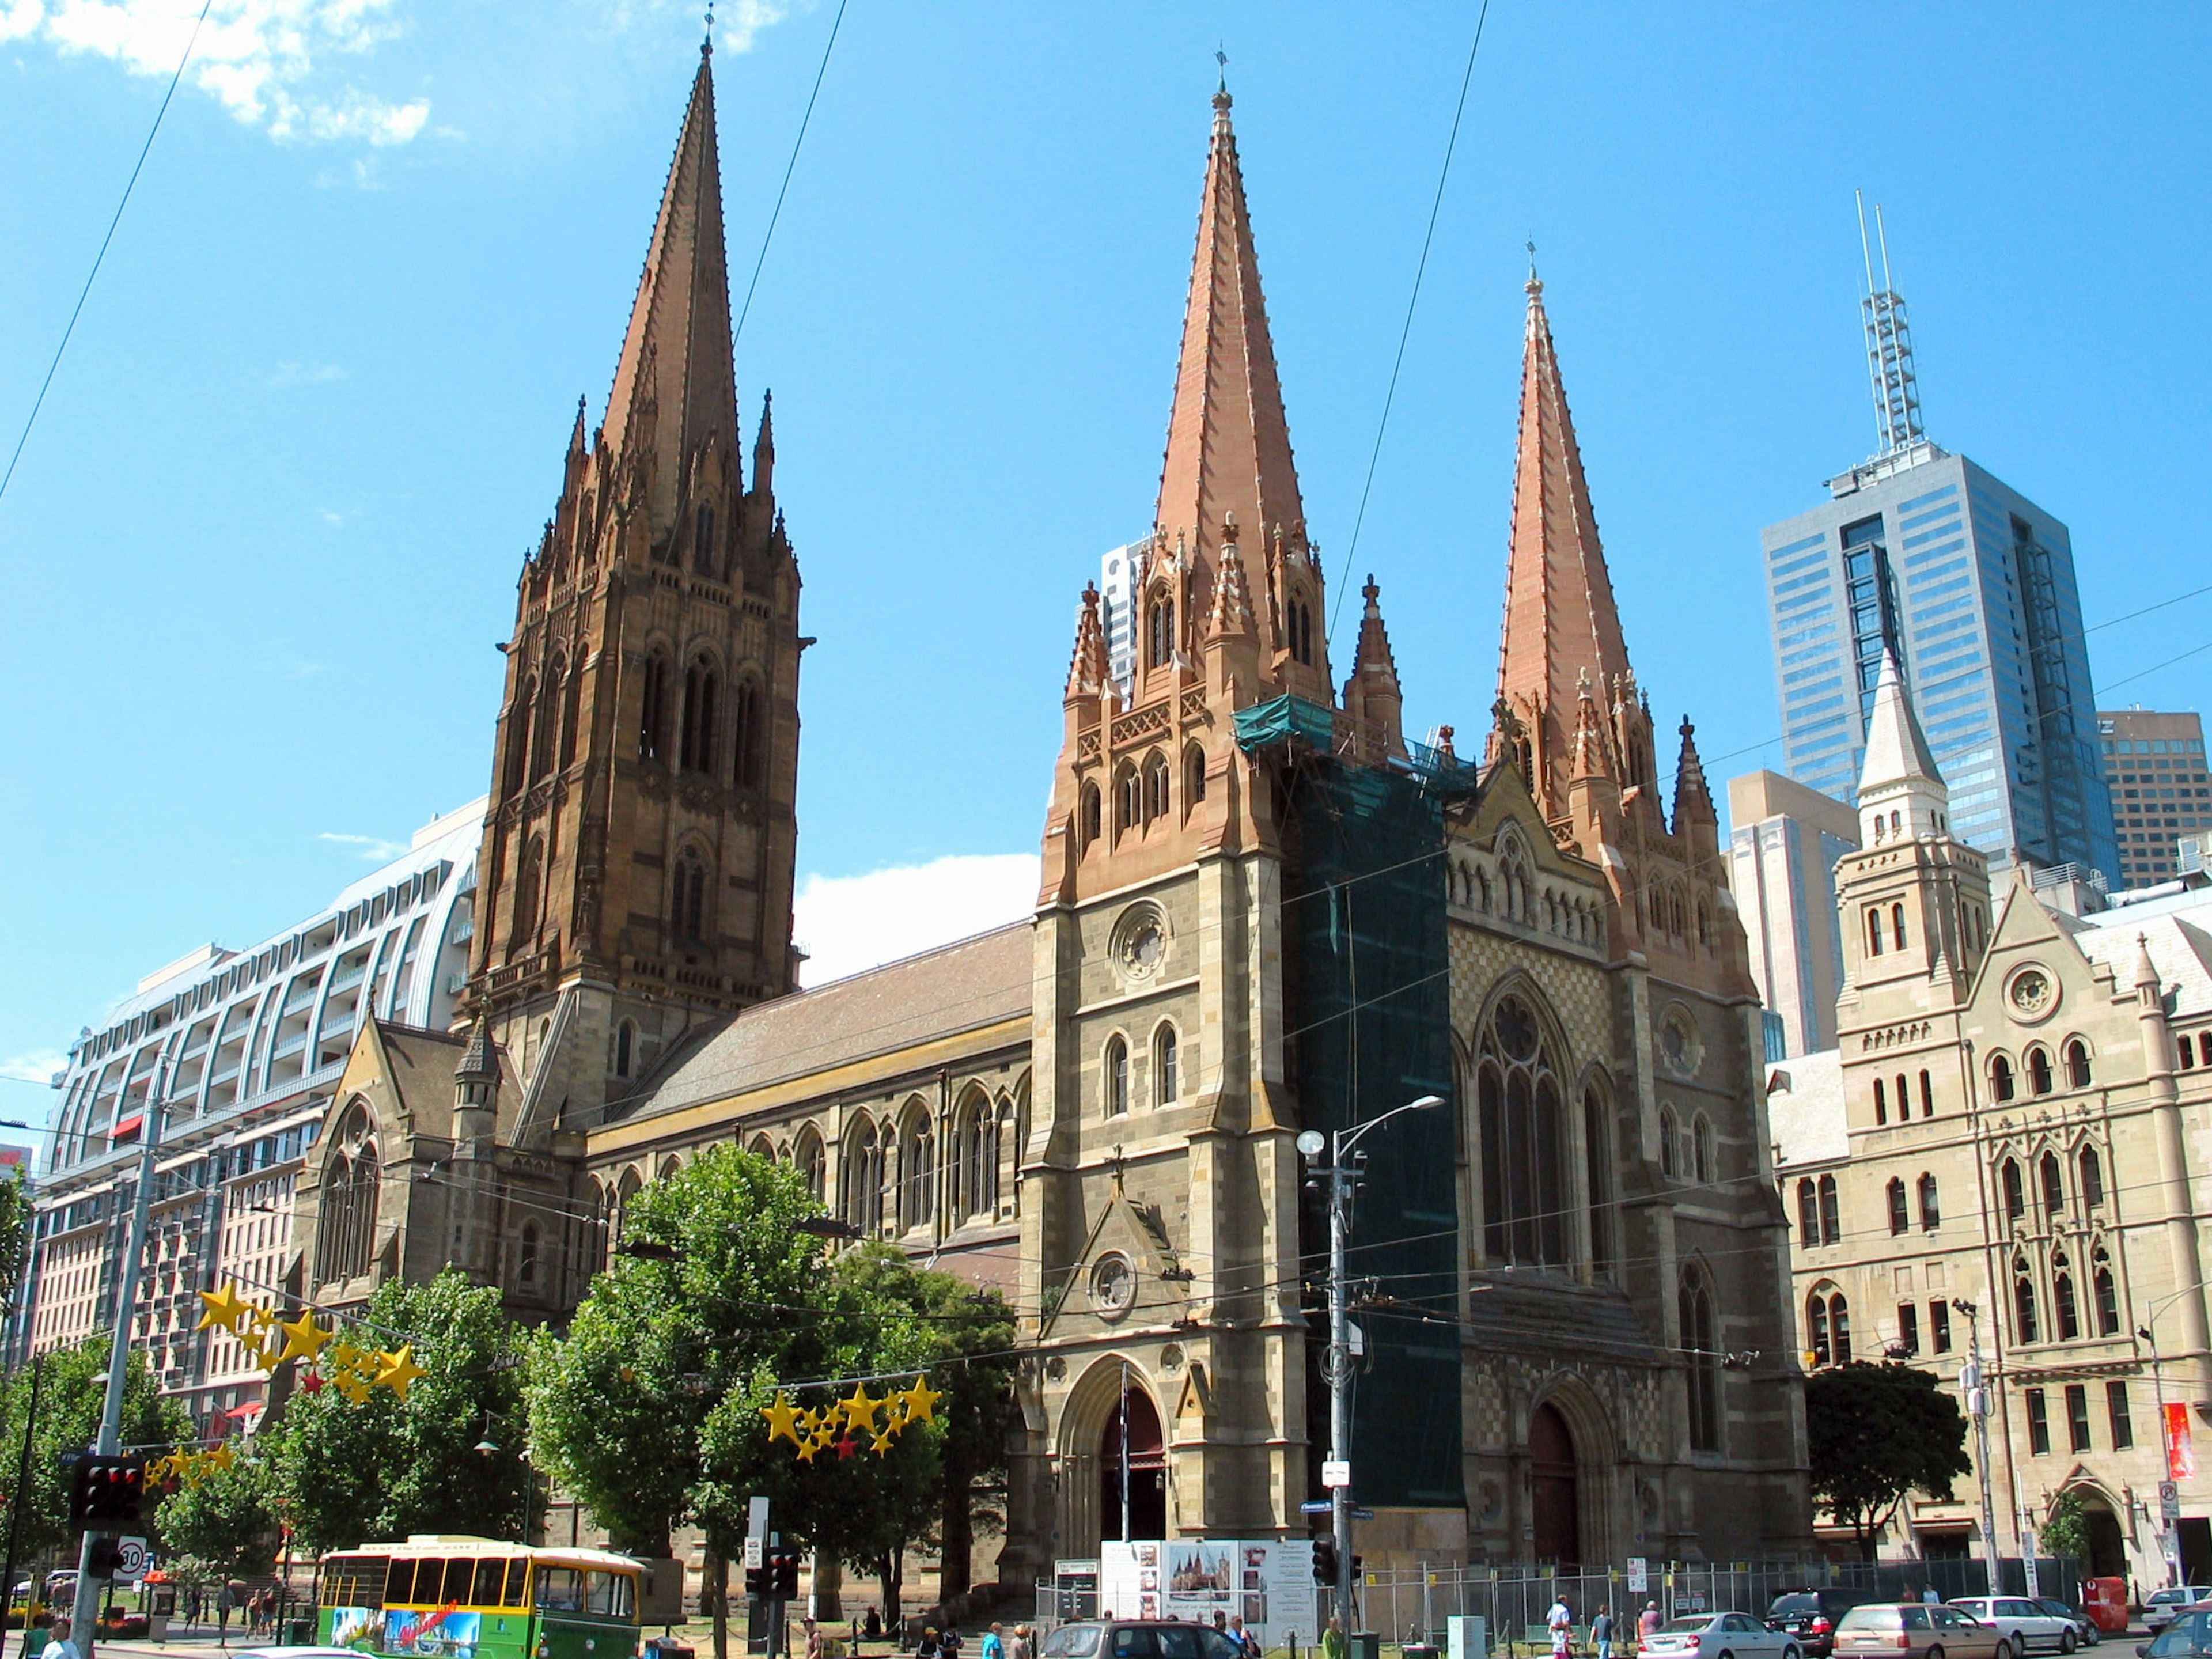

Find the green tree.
xmin=265 ymin=1270 xmax=529 ymax=1554
xmin=0 ymin=1171 xmax=32 ymax=1323
xmin=0 ymin=1339 xmax=191 ymax=1565
xmin=2040 ymin=1488 xmax=2090 ymax=1562
xmin=153 ymin=1453 xmax=281 ymax=1579
xmin=1806 ymin=1362 xmax=1972 ymax=1559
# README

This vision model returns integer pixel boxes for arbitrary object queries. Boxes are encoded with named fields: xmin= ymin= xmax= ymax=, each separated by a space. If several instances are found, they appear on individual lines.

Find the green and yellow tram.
xmin=316 ymin=1536 xmax=648 ymax=1659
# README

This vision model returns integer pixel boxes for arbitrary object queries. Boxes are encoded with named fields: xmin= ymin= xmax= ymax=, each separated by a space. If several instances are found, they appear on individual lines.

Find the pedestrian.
xmin=1548 ymin=1596 xmax=1574 ymax=1659
xmin=868 ymin=1609 xmax=884 ymax=1644
xmin=919 ymin=1627 xmax=941 ymax=1659
xmin=1593 ymin=1607 xmax=1615 ymax=1659
xmin=983 ymin=1624 xmax=1005 ymax=1659
xmin=944 ymin=1628 xmax=964 ymax=1659
xmin=1323 ymin=1616 xmax=1346 ymax=1659
xmin=1639 ymin=1604 xmax=1662 ymax=1648
xmin=45 ymin=1617 xmax=78 ymax=1659
xmin=1228 ymin=1615 xmax=1262 ymax=1659
xmin=1011 ymin=1624 xmax=1034 ymax=1659
xmin=217 ymin=1582 xmax=235 ymax=1645
xmin=1921 ymin=1588 xmax=1941 ymax=1609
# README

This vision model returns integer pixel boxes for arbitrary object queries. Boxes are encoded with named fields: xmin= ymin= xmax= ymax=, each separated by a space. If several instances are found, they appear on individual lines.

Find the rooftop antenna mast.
xmin=1855 ymin=190 xmax=1925 ymax=456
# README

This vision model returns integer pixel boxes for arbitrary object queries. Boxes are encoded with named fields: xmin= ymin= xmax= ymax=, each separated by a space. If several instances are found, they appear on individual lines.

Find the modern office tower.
xmin=2098 ymin=708 xmax=2211 ymax=887
xmin=1759 ymin=213 xmax=2119 ymax=883
xmin=1726 ymin=770 xmax=1859 ymax=1059
xmin=1099 ymin=539 xmax=1143 ymax=698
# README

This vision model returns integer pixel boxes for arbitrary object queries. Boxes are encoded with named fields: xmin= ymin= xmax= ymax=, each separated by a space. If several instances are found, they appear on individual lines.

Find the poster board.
xmin=1093 ymin=1541 xmax=1319 ymax=1649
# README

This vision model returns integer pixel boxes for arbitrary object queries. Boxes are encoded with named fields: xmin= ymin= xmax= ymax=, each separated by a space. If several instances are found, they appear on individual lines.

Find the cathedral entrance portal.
xmin=1101 ymin=1384 xmax=1167 ymax=1543
xmin=1531 ymin=1402 xmax=1580 ymax=1565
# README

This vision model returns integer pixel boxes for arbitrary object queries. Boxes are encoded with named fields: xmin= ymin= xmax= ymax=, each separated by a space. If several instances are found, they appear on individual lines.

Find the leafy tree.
xmin=1806 ymin=1362 xmax=1971 ymax=1559
xmin=0 ymin=1339 xmax=191 ymax=1565
xmin=154 ymin=1453 xmax=280 ymax=1580
xmin=2040 ymin=1488 xmax=2090 ymax=1562
xmin=0 ymin=1172 xmax=32 ymax=1324
xmin=265 ymin=1270 xmax=528 ymax=1553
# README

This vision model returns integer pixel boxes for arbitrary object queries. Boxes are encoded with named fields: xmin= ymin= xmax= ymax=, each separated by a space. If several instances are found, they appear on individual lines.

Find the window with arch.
xmin=1886 ymin=1177 xmax=1909 ymax=1235
xmin=1918 ymin=1172 xmax=1940 ymax=1232
xmin=1585 ymin=1086 xmax=1616 ymax=1277
xmin=1991 ymin=1053 xmax=2017 ymax=1102
xmin=1115 ymin=762 xmax=1140 ymax=835
xmin=558 ymin=659 xmax=582 ymax=769
xmin=1658 ymin=1105 xmax=1680 ymax=1179
xmin=638 ymin=649 xmax=670 ymax=762
xmin=1153 ymin=1024 xmax=1179 ymax=1107
xmin=315 ymin=1104 xmax=380 ymax=1285
xmin=1819 ymin=1173 xmax=1839 ymax=1244
xmin=1866 ymin=907 xmax=1885 ymax=957
xmin=1680 ymin=1268 xmax=1721 ymax=1451
xmin=1184 ymin=743 xmax=1207 ymax=810
xmin=1873 ymin=1077 xmax=1888 ymax=1125
xmin=732 ymin=676 xmax=763 ymax=789
xmin=1692 ymin=1113 xmax=1715 ymax=1185
xmin=1104 ymin=1036 xmax=1129 ymax=1118
xmin=1892 ymin=902 xmax=1908 ymax=950
xmin=794 ymin=1130 xmax=825 ymax=1205
xmin=2065 ymin=1040 xmax=2092 ymax=1089
xmin=2079 ymin=1145 xmax=2104 ymax=1210
xmin=680 ymin=656 xmax=719 ymax=774
xmin=1476 ymin=991 xmax=1567 ymax=1267
xmin=1147 ymin=592 xmax=1175 ymax=669
xmin=1895 ymin=1074 xmax=1909 ymax=1122
xmin=955 ymin=1091 xmax=994 ymax=1221
xmin=2040 ymin=1151 xmax=2065 ymax=1218
xmin=2092 ymin=1245 xmax=2120 ymax=1336
xmin=694 ymin=502 xmax=717 ymax=575
xmin=1142 ymin=751 xmax=1170 ymax=823
xmin=1807 ymin=1284 xmax=1851 ymax=1367
xmin=2002 ymin=1158 xmax=2026 ymax=1231
xmin=842 ymin=1118 xmax=884 ymax=1236
xmin=505 ymin=676 xmax=535 ymax=794
xmin=518 ymin=1222 xmax=540 ymax=1289
xmin=1797 ymin=1179 xmax=1820 ymax=1248
xmin=2014 ymin=1255 xmax=2040 ymax=1344
xmin=897 ymin=1107 xmax=934 ymax=1233
xmin=1078 ymin=781 xmax=1104 ymax=849
xmin=2054 ymin=1249 xmax=2080 ymax=1341
xmin=1287 ymin=594 xmax=1315 ymax=666
xmin=2183 ymin=1034 xmax=2199 ymax=1070
xmin=670 ymin=847 xmax=709 ymax=944
xmin=531 ymin=662 xmax=561 ymax=781
xmin=512 ymin=834 xmax=544 ymax=944
xmin=1919 ymin=1069 xmax=1934 ymax=1118
xmin=611 ymin=1019 xmax=635 ymax=1080
xmin=2028 ymin=1047 xmax=2055 ymax=1096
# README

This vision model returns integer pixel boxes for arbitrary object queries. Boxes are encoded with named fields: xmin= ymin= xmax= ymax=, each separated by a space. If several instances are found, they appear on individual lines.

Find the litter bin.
xmin=647 ymin=1639 xmax=696 ymax=1659
xmin=1404 ymin=1643 xmax=1441 ymax=1659
xmin=1352 ymin=1634 xmax=1381 ymax=1659
xmin=286 ymin=1615 xmax=317 ymax=1645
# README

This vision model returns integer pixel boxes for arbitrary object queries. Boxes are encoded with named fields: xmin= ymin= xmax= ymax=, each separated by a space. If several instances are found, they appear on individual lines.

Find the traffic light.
xmin=1310 ymin=1539 xmax=1337 ymax=1586
xmin=67 ymin=1456 xmax=145 ymax=1531
xmin=743 ymin=1559 xmax=769 ymax=1601
xmin=84 ymin=1538 xmax=123 ymax=1581
xmin=770 ymin=1551 xmax=800 ymax=1601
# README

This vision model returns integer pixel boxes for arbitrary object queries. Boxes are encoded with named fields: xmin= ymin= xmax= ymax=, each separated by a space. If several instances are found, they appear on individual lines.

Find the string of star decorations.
xmin=760 ymin=1376 xmax=942 ymax=1463
xmin=194 ymin=1281 xmax=425 ymax=1407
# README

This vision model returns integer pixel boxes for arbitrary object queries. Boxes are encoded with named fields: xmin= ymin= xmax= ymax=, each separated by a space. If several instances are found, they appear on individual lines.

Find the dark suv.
xmin=1041 ymin=1623 xmax=1249 ymax=1659
xmin=1771 ymin=1590 xmax=1881 ymax=1658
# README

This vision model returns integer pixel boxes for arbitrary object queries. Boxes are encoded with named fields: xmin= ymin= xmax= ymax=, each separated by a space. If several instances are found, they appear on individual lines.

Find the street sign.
xmin=744 ymin=1539 xmax=764 ymax=1571
xmin=1300 ymin=1501 xmax=1333 ymax=1514
xmin=2162 ymin=1481 xmax=2183 ymax=1522
xmin=1350 ymin=1508 xmax=1375 ymax=1521
xmin=1627 ymin=1558 xmax=1647 ymax=1593
xmin=748 ymin=1496 xmax=770 ymax=1540
xmin=114 ymin=1537 xmax=148 ymax=1580
xmin=1321 ymin=1460 xmax=1351 ymax=1489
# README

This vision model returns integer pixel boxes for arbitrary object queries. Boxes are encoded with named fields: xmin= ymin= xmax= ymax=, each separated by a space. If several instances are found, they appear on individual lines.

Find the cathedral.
xmin=26 ymin=48 xmax=1813 ymax=1579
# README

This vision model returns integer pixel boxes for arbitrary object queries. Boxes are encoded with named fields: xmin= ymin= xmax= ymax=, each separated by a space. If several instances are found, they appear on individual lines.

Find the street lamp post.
xmin=1951 ymin=1300 xmax=2002 ymax=1596
xmin=1300 ymin=1094 xmax=1448 ymax=1648
xmin=2134 ymin=1283 xmax=2210 ymax=1590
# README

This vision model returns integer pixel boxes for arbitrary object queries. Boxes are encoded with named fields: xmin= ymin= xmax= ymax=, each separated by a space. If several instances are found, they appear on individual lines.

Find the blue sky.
xmin=3 ymin=2 xmax=2209 ymax=1124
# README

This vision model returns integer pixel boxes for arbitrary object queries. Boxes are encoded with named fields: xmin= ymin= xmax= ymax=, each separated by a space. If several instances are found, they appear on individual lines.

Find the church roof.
xmin=599 ymin=47 xmax=738 ymax=529
xmin=1153 ymin=89 xmax=1305 ymax=576
xmin=1858 ymin=649 xmax=1943 ymax=793
xmin=1495 ymin=271 xmax=1635 ymax=805
xmin=624 ymin=921 xmax=1033 ymax=1123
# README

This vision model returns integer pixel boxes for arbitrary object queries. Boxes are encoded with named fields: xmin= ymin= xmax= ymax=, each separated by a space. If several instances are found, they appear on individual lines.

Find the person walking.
xmin=1228 ymin=1616 xmax=1262 ymax=1659
xmin=1639 ymin=1604 xmax=1663 ymax=1649
xmin=1010 ymin=1623 xmax=1033 ymax=1659
xmin=1323 ymin=1616 xmax=1347 ymax=1659
xmin=983 ymin=1624 xmax=1006 ymax=1659
xmin=1593 ymin=1607 xmax=1615 ymax=1659
xmin=46 ymin=1618 xmax=79 ymax=1659
xmin=1547 ymin=1597 xmax=1574 ymax=1659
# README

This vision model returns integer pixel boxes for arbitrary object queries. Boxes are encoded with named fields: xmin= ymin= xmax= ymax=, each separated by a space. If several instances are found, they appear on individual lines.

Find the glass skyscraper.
xmin=1759 ymin=244 xmax=2119 ymax=882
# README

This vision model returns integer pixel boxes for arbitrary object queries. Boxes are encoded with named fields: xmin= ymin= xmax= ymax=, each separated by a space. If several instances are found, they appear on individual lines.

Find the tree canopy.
xmin=154 ymin=1452 xmax=281 ymax=1580
xmin=1806 ymin=1362 xmax=1972 ymax=1558
xmin=0 ymin=1339 xmax=192 ymax=1563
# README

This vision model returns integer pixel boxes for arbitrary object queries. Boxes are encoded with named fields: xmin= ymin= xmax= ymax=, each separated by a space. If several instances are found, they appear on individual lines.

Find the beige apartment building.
xmin=1729 ymin=771 xmax=1859 ymax=1059
xmin=1775 ymin=656 xmax=2212 ymax=1588
xmin=2099 ymin=710 xmax=2210 ymax=890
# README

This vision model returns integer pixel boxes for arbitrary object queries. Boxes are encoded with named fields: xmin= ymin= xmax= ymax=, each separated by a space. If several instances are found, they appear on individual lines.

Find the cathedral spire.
xmin=599 ymin=51 xmax=738 ymax=531
xmin=1673 ymin=714 xmax=1714 ymax=827
xmin=1154 ymin=86 xmax=1307 ymax=590
xmin=1340 ymin=574 xmax=1406 ymax=762
xmin=1066 ymin=584 xmax=1109 ymax=700
xmin=1493 ymin=271 xmax=1635 ymax=815
xmin=1855 ymin=649 xmax=1948 ymax=847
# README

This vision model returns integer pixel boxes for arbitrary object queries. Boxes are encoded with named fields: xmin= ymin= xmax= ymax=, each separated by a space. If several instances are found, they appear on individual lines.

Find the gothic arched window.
xmin=611 ymin=1019 xmax=635 ymax=1079
xmin=1692 ymin=1113 xmax=1715 ymax=1185
xmin=1991 ymin=1053 xmax=2017 ymax=1102
xmin=505 ymin=676 xmax=534 ymax=794
xmin=680 ymin=656 xmax=718 ymax=774
xmin=315 ymin=1104 xmax=380 ymax=1286
xmin=1866 ymin=907 xmax=1885 ymax=957
xmin=1892 ymin=902 xmax=1908 ymax=950
xmin=2079 ymin=1145 xmax=2104 ymax=1210
xmin=672 ymin=847 xmax=708 ymax=944
xmin=531 ymin=658 xmax=562 ymax=781
xmin=897 ymin=1104 xmax=934 ymax=1232
xmin=2066 ymin=1039 xmax=2092 ymax=1089
xmin=638 ymin=650 xmax=670 ymax=763
xmin=1476 ymin=991 xmax=1567 ymax=1267
xmin=1142 ymin=751 xmax=1170 ymax=823
xmin=2041 ymin=1151 xmax=2066 ymax=1218
xmin=732 ymin=675 xmax=762 ymax=789
xmin=2054 ymin=1250 xmax=2080 ymax=1341
xmin=842 ymin=1118 xmax=883 ymax=1235
xmin=1658 ymin=1105 xmax=1680 ymax=1179
xmin=794 ymin=1129 xmax=825 ymax=1205
xmin=1874 ymin=1075 xmax=1888 ymax=1126
xmin=1818 ymin=1173 xmax=1839 ymax=1244
xmin=518 ymin=1222 xmax=540 ymax=1289
xmin=1585 ymin=1087 xmax=1615 ymax=1276
xmin=1104 ymin=1037 xmax=1129 ymax=1118
xmin=2002 ymin=1157 xmax=2026 ymax=1231
xmin=2014 ymin=1254 xmax=2040 ymax=1344
xmin=2028 ymin=1047 xmax=2055 ymax=1096
xmin=694 ymin=503 xmax=716 ymax=576
xmin=1919 ymin=1069 xmax=1934 ymax=1117
xmin=1153 ymin=1024 xmax=1179 ymax=1107
xmin=1918 ymin=1171 xmax=1940 ymax=1231
xmin=1797 ymin=1179 xmax=1820 ymax=1248
xmin=1079 ymin=782 xmax=1103 ymax=849
xmin=1808 ymin=1283 xmax=1850 ymax=1367
xmin=1887 ymin=1177 xmax=1908 ymax=1235
xmin=2093 ymin=1246 xmax=2120 ymax=1336
xmin=1147 ymin=592 xmax=1175 ymax=669
xmin=1184 ymin=743 xmax=1207 ymax=809
xmin=512 ymin=834 xmax=544 ymax=945
xmin=1681 ymin=1268 xmax=1721 ymax=1450
xmin=1114 ymin=762 xmax=1140 ymax=835
xmin=1288 ymin=594 xmax=1315 ymax=666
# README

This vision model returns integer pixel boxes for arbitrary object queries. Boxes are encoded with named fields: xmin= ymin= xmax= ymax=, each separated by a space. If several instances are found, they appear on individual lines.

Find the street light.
xmin=2135 ymin=1282 xmax=2212 ymax=1588
xmin=1300 ymin=1094 xmax=1448 ymax=1646
xmin=1949 ymin=1299 xmax=2003 ymax=1597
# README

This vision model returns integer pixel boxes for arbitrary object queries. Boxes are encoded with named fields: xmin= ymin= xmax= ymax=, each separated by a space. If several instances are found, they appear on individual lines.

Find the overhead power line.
xmin=733 ymin=0 xmax=851 ymax=344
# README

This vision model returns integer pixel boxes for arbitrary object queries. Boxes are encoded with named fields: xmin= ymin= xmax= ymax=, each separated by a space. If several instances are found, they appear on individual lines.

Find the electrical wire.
xmin=732 ymin=0 xmax=850 ymax=345
xmin=0 ymin=0 xmax=213 ymax=510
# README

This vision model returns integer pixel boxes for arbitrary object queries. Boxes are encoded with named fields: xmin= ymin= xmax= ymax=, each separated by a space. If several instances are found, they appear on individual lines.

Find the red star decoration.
xmin=301 ymin=1373 xmax=324 ymax=1394
xmin=835 ymin=1434 xmax=859 ymax=1461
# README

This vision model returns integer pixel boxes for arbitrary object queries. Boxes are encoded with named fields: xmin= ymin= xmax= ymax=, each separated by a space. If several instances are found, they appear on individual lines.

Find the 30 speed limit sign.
xmin=113 ymin=1538 xmax=149 ymax=1579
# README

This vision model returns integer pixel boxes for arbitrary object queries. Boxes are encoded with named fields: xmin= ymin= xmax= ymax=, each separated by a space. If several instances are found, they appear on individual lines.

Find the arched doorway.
xmin=2070 ymin=1487 xmax=2128 ymax=1581
xmin=1100 ymin=1380 xmax=1166 ymax=1542
xmin=1531 ymin=1401 xmax=1580 ymax=1564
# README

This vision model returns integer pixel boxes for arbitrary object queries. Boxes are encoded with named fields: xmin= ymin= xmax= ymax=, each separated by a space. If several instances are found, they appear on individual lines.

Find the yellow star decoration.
xmin=373 ymin=1346 xmax=426 ymax=1400
xmin=276 ymin=1309 xmax=333 ymax=1365
xmin=207 ymin=1443 xmax=236 ymax=1474
xmin=794 ymin=1435 xmax=820 ymax=1463
xmin=899 ymin=1376 xmax=943 ymax=1426
xmin=870 ymin=1430 xmax=896 ymax=1457
xmin=839 ymin=1383 xmax=881 ymax=1435
xmin=334 ymin=1369 xmax=373 ymax=1405
xmin=196 ymin=1283 xmax=252 ymax=1333
xmin=761 ymin=1392 xmax=805 ymax=1447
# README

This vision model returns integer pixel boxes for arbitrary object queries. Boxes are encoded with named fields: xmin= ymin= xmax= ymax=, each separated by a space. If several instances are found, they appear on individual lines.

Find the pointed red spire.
xmin=1494 ymin=271 xmax=1636 ymax=817
xmin=1342 ymin=574 xmax=1406 ymax=762
xmin=600 ymin=50 xmax=738 ymax=531
xmin=1066 ymin=584 xmax=1109 ymax=700
xmin=1154 ymin=89 xmax=1307 ymax=598
xmin=1672 ymin=714 xmax=1714 ymax=825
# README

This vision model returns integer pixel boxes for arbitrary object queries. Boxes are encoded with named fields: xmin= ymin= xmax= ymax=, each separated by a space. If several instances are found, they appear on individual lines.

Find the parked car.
xmin=1643 ymin=1612 xmax=1804 ymax=1659
xmin=1835 ymin=1602 xmax=2014 ymax=1659
xmin=2145 ymin=1592 xmax=2212 ymax=1636
xmin=1040 ymin=1623 xmax=1251 ymax=1659
xmin=1771 ymin=1590 xmax=1884 ymax=1659
xmin=2031 ymin=1600 xmax=2100 ymax=1648
xmin=2140 ymin=1608 xmax=2212 ymax=1658
xmin=1950 ymin=1598 xmax=2082 ymax=1654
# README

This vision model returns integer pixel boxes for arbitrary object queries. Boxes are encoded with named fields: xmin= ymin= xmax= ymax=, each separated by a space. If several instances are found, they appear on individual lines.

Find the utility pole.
xmin=2142 ymin=1320 xmax=2180 ymax=1588
xmin=1953 ymin=1301 xmax=2001 ymax=1597
xmin=70 ymin=1046 xmax=170 ymax=1659
xmin=1 ymin=1356 xmax=45 ymax=1659
xmin=1299 ymin=1096 xmax=1446 ymax=1649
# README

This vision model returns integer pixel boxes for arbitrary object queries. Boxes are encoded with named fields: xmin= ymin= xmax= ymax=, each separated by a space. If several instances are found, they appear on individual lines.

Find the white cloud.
xmin=793 ymin=853 xmax=1038 ymax=988
xmin=0 ymin=1049 xmax=66 ymax=1086
xmin=271 ymin=359 xmax=347 ymax=385
xmin=4 ymin=0 xmax=431 ymax=146
xmin=319 ymin=830 xmax=406 ymax=861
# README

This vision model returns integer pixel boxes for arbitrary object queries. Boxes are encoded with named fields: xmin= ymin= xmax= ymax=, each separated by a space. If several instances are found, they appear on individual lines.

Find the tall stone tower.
xmin=465 ymin=45 xmax=801 ymax=1120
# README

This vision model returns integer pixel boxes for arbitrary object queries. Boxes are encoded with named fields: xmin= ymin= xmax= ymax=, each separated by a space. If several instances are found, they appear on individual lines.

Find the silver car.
xmin=1643 ymin=1612 xmax=1804 ymax=1659
xmin=1950 ymin=1599 xmax=2081 ymax=1655
xmin=2146 ymin=1592 xmax=2212 ymax=1637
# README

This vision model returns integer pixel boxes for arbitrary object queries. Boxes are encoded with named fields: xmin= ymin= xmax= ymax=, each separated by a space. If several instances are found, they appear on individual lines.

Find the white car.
xmin=1950 ymin=1600 xmax=2081 ymax=1655
xmin=1643 ymin=1612 xmax=1804 ymax=1659
xmin=2147 ymin=1592 xmax=2212 ymax=1636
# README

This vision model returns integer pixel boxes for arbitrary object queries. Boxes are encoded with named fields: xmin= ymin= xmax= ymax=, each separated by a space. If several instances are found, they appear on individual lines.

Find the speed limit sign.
xmin=113 ymin=1538 xmax=148 ymax=1579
